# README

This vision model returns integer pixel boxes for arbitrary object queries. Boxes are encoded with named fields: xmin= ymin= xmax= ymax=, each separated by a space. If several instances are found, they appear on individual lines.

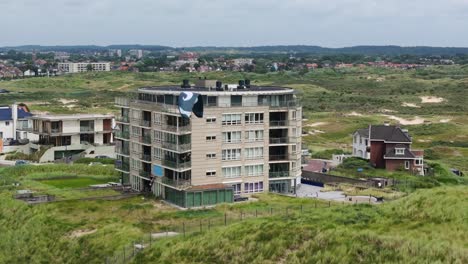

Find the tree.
xmin=86 ymin=64 xmax=93 ymax=71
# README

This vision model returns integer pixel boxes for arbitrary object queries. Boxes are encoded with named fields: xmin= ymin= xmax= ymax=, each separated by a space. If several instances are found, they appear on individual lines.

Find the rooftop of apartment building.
xmin=31 ymin=114 xmax=114 ymax=121
xmin=138 ymin=79 xmax=296 ymax=95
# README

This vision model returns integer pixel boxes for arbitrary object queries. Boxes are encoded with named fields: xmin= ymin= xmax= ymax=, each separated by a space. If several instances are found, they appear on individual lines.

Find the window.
xmin=244 ymin=181 xmax=264 ymax=193
xmin=245 ymin=147 xmax=264 ymax=159
xmin=291 ymin=144 xmax=297 ymax=154
xmin=222 ymin=114 xmax=241 ymax=125
xmin=130 ymin=158 xmax=140 ymax=170
xmin=222 ymin=149 xmax=241 ymax=160
xmin=404 ymin=160 xmax=410 ymax=169
xmin=231 ymin=183 xmax=241 ymax=195
xmin=206 ymin=135 xmax=216 ymax=141
xmin=245 ymin=113 xmax=264 ymax=124
xmin=245 ymin=130 xmax=264 ymax=142
xmin=206 ymin=117 xmax=216 ymax=124
xmin=153 ymin=131 xmax=162 ymax=143
xmin=206 ymin=153 xmax=216 ymax=159
xmin=231 ymin=95 xmax=242 ymax=106
xmin=5 ymin=121 xmax=9 ymax=126
xmin=291 ymin=110 xmax=297 ymax=120
xmin=223 ymin=166 xmax=241 ymax=178
xmin=153 ymin=113 xmax=162 ymax=125
xmin=245 ymin=164 xmax=264 ymax=176
xmin=206 ymin=170 xmax=216 ymax=177
xmin=153 ymin=148 xmax=162 ymax=160
xmin=415 ymin=158 xmax=423 ymax=165
xmin=222 ymin=131 xmax=242 ymax=143
xmin=131 ymin=127 xmax=141 ymax=137
xmin=396 ymin=148 xmax=405 ymax=155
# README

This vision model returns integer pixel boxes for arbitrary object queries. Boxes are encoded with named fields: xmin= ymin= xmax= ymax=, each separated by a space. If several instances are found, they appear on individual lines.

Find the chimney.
xmin=181 ymin=79 xmax=190 ymax=88
xmin=245 ymin=79 xmax=251 ymax=88
xmin=238 ymin=80 xmax=245 ymax=89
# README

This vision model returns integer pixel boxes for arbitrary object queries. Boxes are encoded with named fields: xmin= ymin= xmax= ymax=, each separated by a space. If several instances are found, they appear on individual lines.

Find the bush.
xmin=311 ymin=149 xmax=350 ymax=160
xmin=74 ymin=157 xmax=115 ymax=165
xmin=338 ymin=157 xmax=372 ymax=170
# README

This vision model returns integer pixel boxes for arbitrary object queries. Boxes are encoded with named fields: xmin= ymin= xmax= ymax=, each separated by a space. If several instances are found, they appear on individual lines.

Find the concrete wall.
xmin=302 ymin=170 xmax=370 ymax=186
xmin=0 ymin=120 xmax=14 ymax=139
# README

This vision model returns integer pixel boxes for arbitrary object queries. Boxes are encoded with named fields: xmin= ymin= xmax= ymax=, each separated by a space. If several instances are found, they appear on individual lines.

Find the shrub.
xmin=74 ymin=157 xmax=115 ymax=165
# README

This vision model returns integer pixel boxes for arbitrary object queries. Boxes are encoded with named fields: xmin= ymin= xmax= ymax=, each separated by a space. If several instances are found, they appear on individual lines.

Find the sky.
xmin=1 ymin=0 xmax=468 ymax=47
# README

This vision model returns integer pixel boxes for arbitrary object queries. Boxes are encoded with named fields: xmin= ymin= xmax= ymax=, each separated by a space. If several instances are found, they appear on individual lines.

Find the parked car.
xmin=234 ymin=195 xmax=248 ymax=202
xmin=15 ymin=160 xmax=29 ymax=166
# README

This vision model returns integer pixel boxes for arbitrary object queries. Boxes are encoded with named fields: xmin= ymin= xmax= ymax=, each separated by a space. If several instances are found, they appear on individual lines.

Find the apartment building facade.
xmin=58 ymin=62 xmax=110 ymax=73
xmin=115 ymin=80 xmax=302 ymax=208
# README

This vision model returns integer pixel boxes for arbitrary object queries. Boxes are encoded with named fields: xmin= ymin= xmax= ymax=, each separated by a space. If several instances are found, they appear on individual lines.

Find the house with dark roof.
xmin=352 ymin=124 xmax=425 ymax=175
xmin=0 ymin=103 xmax=32 ymax=140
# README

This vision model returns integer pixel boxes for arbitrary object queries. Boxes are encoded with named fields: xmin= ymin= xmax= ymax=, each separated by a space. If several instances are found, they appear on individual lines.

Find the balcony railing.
xmin=140 ymin=119 xmax=151 ymax=127
xmin=115 ymin=131 xmax=130 ymax=139
xmin=116 ymin=115 xmax=130 ymax=123
xmin=80 ymin=126 xmax=95 ymax=132
xmin=269 ymin=171 xmax=292 ymax=178
xmin=140 ymin=135 xmax=152 ymax=144
xmin=269 ymin=137 xmax=297 ymax=144
xmin=50 ymin=128 xmax=62 ymax=133
xmin=116 ymin=147 xmax=130 ymax=156
xmin=139 ymin=170 xmax=151 ymax=178
xmin=156 ymin=124 xmax=191 ymax=133
xmin=115 ymin=162 xmax=129 ymax=172
xmin=269 ymin=120 xmax=288 ymax=127
xmin=162 ymin=160 xmax=191 ymax=170
xmin=160 ymin=176 xmax=191 ymax=189
xmin=161 ymin=142 xmax=191 ymax=152
xmin=115 ymin=97 xmax=130 ymax=107
xmin=141 ymin=154 xmax=152 ymax=162
xmin=269 ymin=154 xmax=290 ymax=161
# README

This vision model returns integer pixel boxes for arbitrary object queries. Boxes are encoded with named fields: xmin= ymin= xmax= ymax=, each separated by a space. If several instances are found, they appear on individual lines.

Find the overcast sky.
xmin=1 ymin=0 xmax=468 ymax=47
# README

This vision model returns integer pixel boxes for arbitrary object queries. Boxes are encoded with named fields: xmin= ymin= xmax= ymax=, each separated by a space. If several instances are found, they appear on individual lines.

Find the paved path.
xmin=296 ymin=184 xmax=379 ymax=204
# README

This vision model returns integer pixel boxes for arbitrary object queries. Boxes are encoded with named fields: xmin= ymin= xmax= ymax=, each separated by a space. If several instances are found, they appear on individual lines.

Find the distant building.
xmin=0 ymin=104 xmax=32 ymax=140
xmin=178 ymin=52 xmax=199 ymax=61
xmin=58 ymin=62 xmax=110 ymax=73
xmin=232 ymin=58 xmax=254 ymax=66
xmin=352 ymin=124 xmax=424 ymax=175
xmin=23 ymin=69 xmax=36 ymax=77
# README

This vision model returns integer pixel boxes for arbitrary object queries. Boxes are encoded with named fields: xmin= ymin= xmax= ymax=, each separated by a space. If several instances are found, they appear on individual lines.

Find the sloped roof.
xmin=384 ymin=146 xmax=416 ymax=159
xmin=370 ymin=125 xmax=412 ymax=143
xmin=355 ymin=128 xmax=369 ymax=137
xmin=0 ymin=107 xmax=32 ymax=121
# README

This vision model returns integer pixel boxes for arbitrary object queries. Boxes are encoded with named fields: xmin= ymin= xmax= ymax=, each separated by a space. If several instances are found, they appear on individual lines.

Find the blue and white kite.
xmin=178 ymin=92 xmax=204 ymax=119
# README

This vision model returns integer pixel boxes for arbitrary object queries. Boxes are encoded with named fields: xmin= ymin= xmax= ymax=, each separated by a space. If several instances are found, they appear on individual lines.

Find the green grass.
xmin=40 ymin=177 xmax=113 ymax=189
xmin=133 ymin=186 xmax=468 ymax=264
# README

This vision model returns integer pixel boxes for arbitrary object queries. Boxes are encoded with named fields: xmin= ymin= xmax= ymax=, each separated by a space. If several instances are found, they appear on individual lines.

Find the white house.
xmin=352 ymin=128 xmax=370 ymax=159
xmin=0 ymin=104 xmax=32 ymax=140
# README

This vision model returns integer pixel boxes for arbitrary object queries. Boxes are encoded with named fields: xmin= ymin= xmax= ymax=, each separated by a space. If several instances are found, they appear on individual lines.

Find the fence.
xmin=105 ymin=200 xmax=369 ymax=264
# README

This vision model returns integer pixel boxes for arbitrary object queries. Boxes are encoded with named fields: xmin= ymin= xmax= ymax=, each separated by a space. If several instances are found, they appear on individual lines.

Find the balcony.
xmin=269 ymin=171 xmax=292 ymax=178
xmin=157 ymin=124 xmax=191 ymax=134
xmin=141 ymin=153 xmax=152 ymax=162
xmin=115 ymin=161 xmax=129 ymax=172
xmin=116 ymin=115 xmax=130 ymax=123
xmin=269 ymin=154 xmax=290 ymax=161
xmin=269 ymin=120 xmax=288 ymax=127
xmin=140 ymin=135 xmax=152 ymax=145
xmin=50 ymin=128 xmax=62 ymax=134
xmin=269 ymin=100 xmax=299 ymax=108
xmin=161 ymin=142 xmax=191 ymax=152
xmin=269 ymin=137 xmax=296 ymax=144
xmin=115 ymin=131 xmax=130 ymax=139
xmin=115 ymin=97 xmax=130 ymax=107
xmin=139 ymin=170 xmax=151 ymax=178
xmin=140 ymin=119 xmax=151 ymax=128
xmin=80 ymin=126 xmax=95 ymax=133
xmin=160 ymin=176 xmax=191 ymax=189
xmin=116 ymin=146 xmax=130 ymax=156
xmin=162 ymin=160 xmax=191 ymax=170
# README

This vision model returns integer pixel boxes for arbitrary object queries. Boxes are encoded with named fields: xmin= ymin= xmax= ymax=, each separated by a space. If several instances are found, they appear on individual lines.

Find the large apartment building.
xmin=115 ymin=80 xmax=302 ymax=208
xmin=58 ymin=62 xmax=110 ymax=73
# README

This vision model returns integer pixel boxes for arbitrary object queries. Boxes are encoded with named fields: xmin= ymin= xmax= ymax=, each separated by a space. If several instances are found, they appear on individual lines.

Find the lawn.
xmin=40 ymin=176 xmax=114 ymax=189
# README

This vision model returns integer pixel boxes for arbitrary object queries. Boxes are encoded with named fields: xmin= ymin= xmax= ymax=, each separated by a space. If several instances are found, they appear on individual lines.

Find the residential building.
xmin=353 ymin=124 xmax=424 ymax=175
xmin=352 ymin=128 xmax=370 ymax=159
xmin=115 ymin=80 xmax=302 ymax=207
xmin=0 ymin=103 xmax=32 ymax=140
xmin=58 ymin=62 xmax=110 ymax=73
xmin=17 ymin=114 xmax=114 ymax=162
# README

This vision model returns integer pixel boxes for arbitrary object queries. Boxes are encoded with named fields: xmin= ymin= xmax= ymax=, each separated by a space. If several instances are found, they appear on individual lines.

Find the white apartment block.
xmin=58 ymin=62 xmax=110 ymax=73
xmin=115 ymin=80 xmax=302 ymax=208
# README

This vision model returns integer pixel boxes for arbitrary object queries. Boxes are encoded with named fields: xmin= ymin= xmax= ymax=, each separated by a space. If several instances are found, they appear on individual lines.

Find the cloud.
xmin=0 ymin=0 xmax=468 ymax=47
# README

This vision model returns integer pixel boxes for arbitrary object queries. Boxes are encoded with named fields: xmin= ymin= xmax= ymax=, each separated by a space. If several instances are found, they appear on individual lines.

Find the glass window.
xmin=222 ymin=149 xmax=241 ymax=160
xmin=245 ymin=130 xmax=263 ymax=142
xmin=245 ymin=164 xmax=264 ymax=176
xmin=206 ymin=170 xmax=216 ymax=177
xmin=206 ymin=117 xmax=216 ymax=123
xmin=206 ymin=135 xmax=216 ymax=141
xmin=245 ymin=147 xmax=264 ymax=159
xmin=222 ymin=131 xmax=242 ymax=143
xmin=222 ymin=166 xmax=241 ymax=178
xmin=245 ymin=113 xmax=264 ymax=124
xmin=222 ymin=114 xmax=242 ymax=125
xmin=206 ymin=153 xmax=216 ymax=159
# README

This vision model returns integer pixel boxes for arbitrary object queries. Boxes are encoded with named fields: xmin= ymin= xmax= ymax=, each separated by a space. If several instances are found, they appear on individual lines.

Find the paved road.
xmin=296 ymin=184 xmax=379 ymax=204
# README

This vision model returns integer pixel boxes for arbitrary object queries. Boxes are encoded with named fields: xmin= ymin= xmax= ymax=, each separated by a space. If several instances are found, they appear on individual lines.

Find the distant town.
xmin=0 ymin=45 xmax=464 ymax=79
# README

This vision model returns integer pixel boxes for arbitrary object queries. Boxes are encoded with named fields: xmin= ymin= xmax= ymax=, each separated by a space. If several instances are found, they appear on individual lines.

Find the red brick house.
xmin=354 ymin=125 xmax=425 ymax=175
